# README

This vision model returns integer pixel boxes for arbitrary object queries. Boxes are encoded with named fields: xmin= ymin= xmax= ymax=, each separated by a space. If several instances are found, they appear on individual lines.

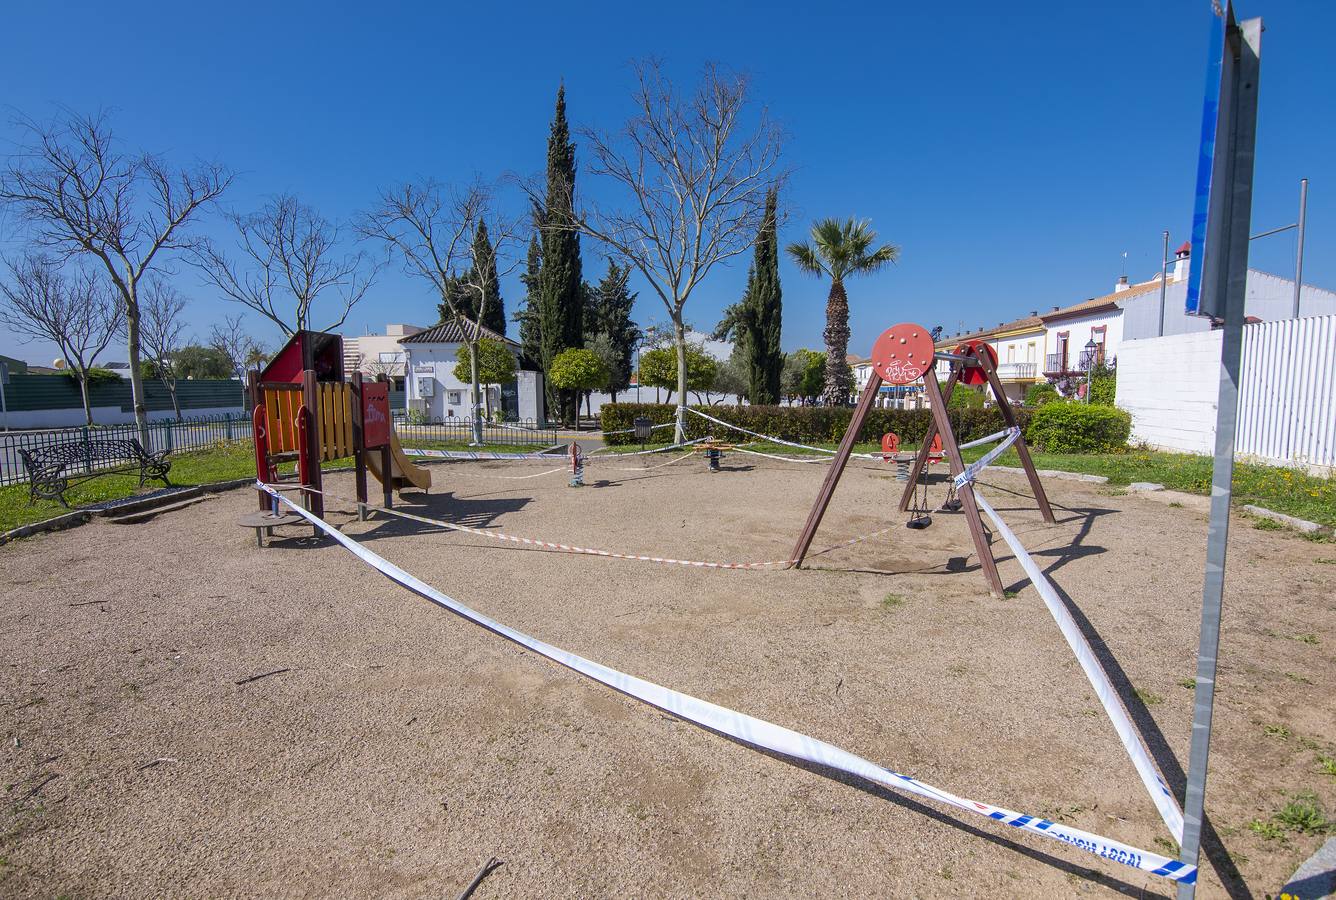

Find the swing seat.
xmin=939 ymin=498 xmax=963 ymax=512
xmin=906 ymin=515 xmax=933 ymax=530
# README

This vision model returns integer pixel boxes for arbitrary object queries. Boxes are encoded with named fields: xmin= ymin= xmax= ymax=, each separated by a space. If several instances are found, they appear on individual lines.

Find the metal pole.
xmin=1293 ymin=177 xmax=1307 ymax=318
xmin=1178 ymin=14 xmax=1261 ymax=898
xmin=1158 ymin=230 xmax=1170 ymax=337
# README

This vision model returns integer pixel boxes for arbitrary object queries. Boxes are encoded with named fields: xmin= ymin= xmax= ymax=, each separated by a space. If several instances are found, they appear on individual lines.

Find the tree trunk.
xmin=673 ymin=316 xmax=688 ymax=443
xmin=822 ymin=278 xmax=853 ymax=406
xmin=124 ymin=280 xmax=149 ymax=440
xmin=78 ymin=374 xmax=93 ymax=426
xmin=162 ymin=376 xmax=181 ymax=420
xmin=468 ymin=340 xmax=483 ymax=445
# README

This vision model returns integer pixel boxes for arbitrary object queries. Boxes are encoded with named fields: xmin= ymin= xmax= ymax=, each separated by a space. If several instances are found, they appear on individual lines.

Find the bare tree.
xmin=0 ymin=110 xmax=232 ymax=433
xmin=538 ymin=60 xmax=785 ymax=440
xmin=139 ymin=277 xmax=188 ymax=419
xmin=195 ymin=195 xmax=377 ymax=336
xmin=0 ymin=256 xmax=123 ymax=425
xmin=209 ymin=313 xmax=260 ymax=380
xmin=360 ymin=181 xmax=520 ymax=445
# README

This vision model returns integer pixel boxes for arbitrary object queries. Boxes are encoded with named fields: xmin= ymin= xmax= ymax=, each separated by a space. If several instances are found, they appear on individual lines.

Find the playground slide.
xmin=365 ymin=425 xmax=432 ymax=492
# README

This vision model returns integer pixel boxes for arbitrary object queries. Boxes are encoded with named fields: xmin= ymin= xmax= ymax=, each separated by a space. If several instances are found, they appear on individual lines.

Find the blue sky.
xmin=1 ymin=0 xmax=1331 ymax=366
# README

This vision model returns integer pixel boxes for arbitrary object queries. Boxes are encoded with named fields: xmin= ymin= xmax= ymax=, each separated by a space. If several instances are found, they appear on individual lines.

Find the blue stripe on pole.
xmin=1185 ymin=1 xmax=1230 ymax=316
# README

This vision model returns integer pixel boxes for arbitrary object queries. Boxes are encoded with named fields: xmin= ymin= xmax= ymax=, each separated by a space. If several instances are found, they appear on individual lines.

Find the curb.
xmin=0 ymin=476 xmax=263 ymax=548
xmin=0 ymin=510 xmax=92 ymax=546
xmin=992 ymin=464 xmax=1109 ymax=484
xmin=1242 ymin=504 xmax=1329 ymax=535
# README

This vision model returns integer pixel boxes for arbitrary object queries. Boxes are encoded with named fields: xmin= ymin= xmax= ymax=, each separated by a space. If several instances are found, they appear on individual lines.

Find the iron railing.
xmin=392 ymin=418 xmax=558 ymax=448
xmin=1 ymin=414 xmax=253 ymax=487
xmin=1044 ymin=350 xmax=1104 ymax=375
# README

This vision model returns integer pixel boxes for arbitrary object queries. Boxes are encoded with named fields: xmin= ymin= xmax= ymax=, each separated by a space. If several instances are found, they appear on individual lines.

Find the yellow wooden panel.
xmin=264 ymin=390 xmax=285 ymax=453
xmin=340 ymin=384 xmax=354 ymax=459
xmin=319 ymin=384 xmax=333 ymax=460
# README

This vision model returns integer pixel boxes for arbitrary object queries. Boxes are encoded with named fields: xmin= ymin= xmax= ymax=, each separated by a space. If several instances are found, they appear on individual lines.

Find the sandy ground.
xmin=2 ymin=451 xmax=1334 ymax=898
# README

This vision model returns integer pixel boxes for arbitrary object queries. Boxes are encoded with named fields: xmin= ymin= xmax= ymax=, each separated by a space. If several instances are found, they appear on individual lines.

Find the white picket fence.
xmin=1116 ymin=314 xmax=1336 ymax=474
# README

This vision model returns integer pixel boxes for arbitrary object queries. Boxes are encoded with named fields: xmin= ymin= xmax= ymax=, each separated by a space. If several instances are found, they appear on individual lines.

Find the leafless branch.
xmin=193 ymin=195 xmax=378 ymax=336
xmin=209 ymin=313 xmax=260 ymax=379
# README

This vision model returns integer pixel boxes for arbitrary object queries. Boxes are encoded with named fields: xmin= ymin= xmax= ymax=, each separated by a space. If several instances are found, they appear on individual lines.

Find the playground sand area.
xmin=2 ymin=455 xmax=1333 ymax=898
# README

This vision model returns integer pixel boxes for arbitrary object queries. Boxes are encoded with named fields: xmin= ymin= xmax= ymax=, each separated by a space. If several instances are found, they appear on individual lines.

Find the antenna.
xmin=1120 ymin=250 xmax=1128 ymax=277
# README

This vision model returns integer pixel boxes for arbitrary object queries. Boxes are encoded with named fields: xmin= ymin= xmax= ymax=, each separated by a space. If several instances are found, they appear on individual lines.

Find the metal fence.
xmin=394 ymin=418 xmax=558 ymax=448
xmin=1 ymin=414 xmax=254 ymax=487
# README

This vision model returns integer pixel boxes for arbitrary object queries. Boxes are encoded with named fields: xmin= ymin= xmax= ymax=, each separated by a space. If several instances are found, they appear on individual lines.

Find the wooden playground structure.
xmin=790 ymin=322 xmax=1054 ymax=594
xmin=243 ymin=330 xmax=431 ymax=543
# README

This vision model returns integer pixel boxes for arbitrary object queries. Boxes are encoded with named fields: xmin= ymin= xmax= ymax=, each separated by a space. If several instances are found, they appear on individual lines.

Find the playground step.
xmin=91 ymin=486 xmax=203 ymax=518
xmin=106 ymin=494 xmax=213 ymax=525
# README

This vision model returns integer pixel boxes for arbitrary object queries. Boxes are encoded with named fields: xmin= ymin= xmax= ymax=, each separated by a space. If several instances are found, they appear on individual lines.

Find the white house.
xmin=399 ymin=320 xmax=544 ymax=423
xmin=342 ymin=323 xmax=424 ymax=390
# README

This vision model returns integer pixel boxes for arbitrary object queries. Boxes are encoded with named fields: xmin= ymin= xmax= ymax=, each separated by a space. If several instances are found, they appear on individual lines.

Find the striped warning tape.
xmin=953 ymin=427 xmax=1021 ymax=488
xmin=355 ymin=496 xmax=889 ymax=569
xmin=255 ymin=481 xmax=1195 ymax=884
xmin=684 ymin=408 xmax=883 ymax=459
xmin=973 ymin=489 xmax=1186 ymax=843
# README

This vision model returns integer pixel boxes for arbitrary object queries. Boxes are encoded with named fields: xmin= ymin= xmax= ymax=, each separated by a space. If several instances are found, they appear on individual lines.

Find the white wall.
xmin=1116 ymin=314 xmax=1336 ymax=472
xmin=3 ymin=404 xmax=245 ymax=430
xmin=1044 ymin=308 xmax=1123 ymax=367
xmin=403 ymin=342 xmax=541 ymax=422
xmin=1119 ymin=270 xmax=1336 ymax=342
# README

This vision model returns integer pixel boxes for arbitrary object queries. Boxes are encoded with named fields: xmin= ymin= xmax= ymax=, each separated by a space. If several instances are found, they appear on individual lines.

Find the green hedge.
xmin=599 ymin=403 xmax=1032 ymax=447
xmin=1026 ymin=402 xmax=1131 ymax=453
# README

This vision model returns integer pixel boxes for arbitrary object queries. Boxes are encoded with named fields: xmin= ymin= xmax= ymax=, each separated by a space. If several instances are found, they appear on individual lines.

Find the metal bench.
xmin=18 ymin=438 xmax=172 ymax=507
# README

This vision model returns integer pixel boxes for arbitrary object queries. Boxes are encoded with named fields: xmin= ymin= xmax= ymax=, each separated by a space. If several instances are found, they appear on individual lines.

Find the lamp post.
xmin=1083 ymin=338 xmax=1098 ymax=403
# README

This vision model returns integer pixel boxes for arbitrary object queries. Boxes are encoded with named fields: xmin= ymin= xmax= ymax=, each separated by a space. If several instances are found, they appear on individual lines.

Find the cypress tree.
xmin=539 ymin=85 xmax=584 ymax=423
xmin=588 ymin=260 xmax=641 ymax=400
xmin=513 ymin=233 xmax=543 ymax=369
xmin=470 ymin=220 xmax=507 ymax=335
xmin=437 ymin=270 xmax=475 ymax=324
xmin=741 ymin=188 xmax=782 ymax=404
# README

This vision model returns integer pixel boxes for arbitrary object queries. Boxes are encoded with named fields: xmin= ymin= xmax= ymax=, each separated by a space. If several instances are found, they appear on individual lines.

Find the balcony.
xmin=994 ymin=362 xmax=1037 ymax=382
xmin=1044 ymin=349 xmax=1103 ymax=376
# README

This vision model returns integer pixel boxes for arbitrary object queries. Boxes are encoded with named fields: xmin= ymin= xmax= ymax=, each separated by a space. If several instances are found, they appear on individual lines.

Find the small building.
xmin=399 ymin=320 xmax=544 ymax=423
xmin=342 ymin=323 xmax=424 ymax=392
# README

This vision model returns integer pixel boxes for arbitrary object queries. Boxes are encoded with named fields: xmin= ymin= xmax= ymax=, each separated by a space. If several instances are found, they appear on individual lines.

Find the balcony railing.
xmin=1044 ymin=349 xmax=1104 ymax=375
xmin=994 ymin=362 xmax=1037 ymax=381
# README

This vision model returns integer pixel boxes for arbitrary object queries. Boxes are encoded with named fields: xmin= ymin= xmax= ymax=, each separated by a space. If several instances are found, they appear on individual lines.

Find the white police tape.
xmin=953 ymin=428 xmax=1021 ymax=489
xmin=958 ymin=427 xmax=1016 ymax=451
xmin=684 ymin=408 xmax=881 ymax=459
xmin=402 ymin=447 xmax=566 ymax=461
xmin=584 ymin=436 xmax=713 ymax=457
xmin=256 ymin=481 xmax=1195 ymax=885
xmin=973 ymin=489 xmax=1186 ymax=844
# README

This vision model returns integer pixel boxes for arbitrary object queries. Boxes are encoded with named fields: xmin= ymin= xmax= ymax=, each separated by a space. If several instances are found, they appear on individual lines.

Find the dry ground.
xmin=2 ymin=452 xmax=1333 ymax=898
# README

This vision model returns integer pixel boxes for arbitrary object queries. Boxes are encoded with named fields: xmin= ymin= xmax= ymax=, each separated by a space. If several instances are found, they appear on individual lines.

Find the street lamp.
xmin=1084 ymin=338 xmax=1098 ymax=403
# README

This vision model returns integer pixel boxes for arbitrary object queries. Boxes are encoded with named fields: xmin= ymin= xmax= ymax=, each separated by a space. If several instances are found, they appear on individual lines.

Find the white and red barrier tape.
xmin=255 ymin=481 xmax=1196 ymax=885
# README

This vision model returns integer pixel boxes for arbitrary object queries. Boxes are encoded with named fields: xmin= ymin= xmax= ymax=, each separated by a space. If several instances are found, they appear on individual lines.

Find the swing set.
xmin=789 ymin=322 xmax=1054 ymax=594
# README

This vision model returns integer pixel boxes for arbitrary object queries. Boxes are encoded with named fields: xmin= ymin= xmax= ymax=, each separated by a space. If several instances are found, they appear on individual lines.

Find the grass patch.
xmin=1274 ymin=793 xmax=1331 ymax=834
xmin=1169 ymin=501 xmax=1184 ymax=508
xmin=0 ymin=435 xmax=546 ymax=534
xmin=881 ymin=593 xmax=906 ymax=611
xmin=1317 ymin=557 xmax=1336 ymax=565
xmin=1285 ymin=672 xmax=1316 ymax=685
xmin=1247 ymin=819 xmax=1287 ymax=842
xmin=1179 ymin=678 xmax=1196 ymax=690
xmin=1252 ymin=517 xmax=1284 ymax=531
xmin=1263 ymin=724 xmax=1291 ymax=740
xmin=1134 ymin=687 xmax=1164 ymax=706
xmin=1318 ymin=755 xmax=1336 ymax=778
xmin=1295 ymin=633 xmax=1321 ymax=645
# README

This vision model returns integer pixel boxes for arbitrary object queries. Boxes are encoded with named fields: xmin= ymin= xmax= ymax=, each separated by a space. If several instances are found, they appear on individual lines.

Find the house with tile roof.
xmin=398 ymin=319 xmax=544 ymax=422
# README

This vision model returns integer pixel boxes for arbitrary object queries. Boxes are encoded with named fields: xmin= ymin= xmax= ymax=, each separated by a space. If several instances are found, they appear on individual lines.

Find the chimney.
xmin=1051 ymin=306 xmax=1060 ymax=311
xmin=1114 ymin=274 xmax=1130 ymax=292
xmin=1030 ymin=310 xmax=1038 ymax=316
xmin=1172 ymin=241 xmax=1191 ymax=282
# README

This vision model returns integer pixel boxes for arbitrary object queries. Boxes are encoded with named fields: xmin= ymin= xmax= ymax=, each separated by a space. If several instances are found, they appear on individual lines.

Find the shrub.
xmin=599 ymin=402 xmax=1033 ymax=447
xmin=1089 ymin=373 xmax=1117 ymax=406
xmin=547 ymin=348 xmax=609 ymax=393
xmin=454 ymin=338 xmax=518 ymax=385
xmin=947 ymin=386 xmax=985 ymax=409
xmin=1024 ymin=382 xmax=1059 ymax=407
xmin=638 ymin=345 xmax=717 ymax=397
xmin=1025 ymin=401 xmax=1131 ymax=453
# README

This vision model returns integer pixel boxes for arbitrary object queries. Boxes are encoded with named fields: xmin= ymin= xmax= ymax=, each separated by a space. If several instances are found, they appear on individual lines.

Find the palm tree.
xmin=787 ymin=218 xmax=899 ymax=406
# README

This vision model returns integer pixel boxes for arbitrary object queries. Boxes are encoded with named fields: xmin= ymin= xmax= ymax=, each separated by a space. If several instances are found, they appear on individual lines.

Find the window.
xmin=447 ymin=390 xmax=463 ymax=406
xmin=1026 ymin=342 xmax=1035 ymax=363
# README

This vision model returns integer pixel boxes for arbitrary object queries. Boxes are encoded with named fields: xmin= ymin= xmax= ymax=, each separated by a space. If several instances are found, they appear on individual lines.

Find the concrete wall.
xmin=1116 ymin=314 xmax=1336 ymax=472
xmin=1119 ymin=270 xmax=1336 ymax=342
